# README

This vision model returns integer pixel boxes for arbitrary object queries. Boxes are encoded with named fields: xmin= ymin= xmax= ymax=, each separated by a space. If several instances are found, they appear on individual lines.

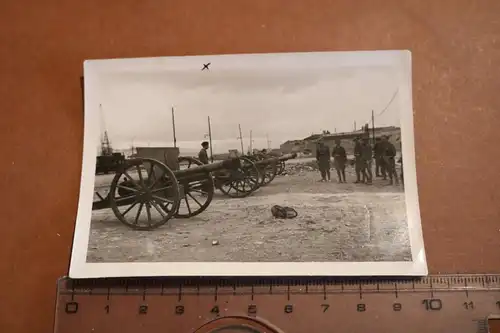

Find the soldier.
xmin=198 ymin=141 xmax=210 ymax=164
xmin=361 ymin=137 xmax=373 ymax=185
xmin=353 ymin=137 xmax=365 ymax=183
xmin=381 ymin=135 xmax=399 ymax=185
xmin=316 ymin=140 xmax=331 ymax=182
xmin=398 ymin=156 xmax=404 ymax=186
xmin=332 ymin=139 xmax=347 ymax=183
xmin=373 ymin=137 xmax=385 ymax=178
xmin=396 ymin=137 xmax=404 ymax=186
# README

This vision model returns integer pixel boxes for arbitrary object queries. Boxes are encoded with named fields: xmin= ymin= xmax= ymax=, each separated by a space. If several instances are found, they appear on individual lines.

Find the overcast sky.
xmin=95 ymin=59 xmax=403 ymax=154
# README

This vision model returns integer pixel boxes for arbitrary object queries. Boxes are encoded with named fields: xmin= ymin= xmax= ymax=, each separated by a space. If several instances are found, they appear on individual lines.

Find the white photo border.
xmin=69 ymin=50 xmax=427 ymax=278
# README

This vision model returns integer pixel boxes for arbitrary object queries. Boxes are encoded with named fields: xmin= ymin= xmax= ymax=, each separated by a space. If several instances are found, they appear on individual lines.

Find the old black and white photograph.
xmin=69 ymin=51 xmax=427 ymax=278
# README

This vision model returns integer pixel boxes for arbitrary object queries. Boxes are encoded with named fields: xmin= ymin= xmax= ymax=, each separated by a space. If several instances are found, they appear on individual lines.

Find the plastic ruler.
xmin=54 ymin=274 xmax=500 ymax=333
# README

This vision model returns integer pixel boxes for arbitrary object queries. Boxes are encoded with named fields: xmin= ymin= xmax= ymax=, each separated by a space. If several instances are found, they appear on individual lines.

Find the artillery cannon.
xmin=245 ymin=153 xmax=297 ymax=186
xmin=178 ymin=156 xmax=262 ymax=199
xmin=273 ymin=153 xmax=297 ymax=175
xmin=92 ymin=155 xmax=241 ymax=231
xmin=250 ymin=152 xmax=284 ymax=176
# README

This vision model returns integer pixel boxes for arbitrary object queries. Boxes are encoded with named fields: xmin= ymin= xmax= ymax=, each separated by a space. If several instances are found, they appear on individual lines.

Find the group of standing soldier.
xmin=315 ymin=135 xmax=402 ymax=185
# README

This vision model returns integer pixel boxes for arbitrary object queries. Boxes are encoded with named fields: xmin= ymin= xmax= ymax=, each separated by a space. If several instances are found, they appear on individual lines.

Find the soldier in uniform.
xmin=381 ymin=135 xmax=399 ymax=185
xmin=315 ymin=140 xmax=331 ymax=182
xmin=353 ymin=137 xmax=364 ymax=183
xmin=396 ymin=137 xmax=404 ymax=186
xmin=361 ymin=137 xmax=373 ymax=185
xmin=198 ymin=141 xmax=210 ymax=164
xmin=398 ymin=156 xmax=404 ymax=186
xmin=332 ymin=139 xmax=347 ymax=183
xmin=373 ymin=137 xmax=385 ymax=178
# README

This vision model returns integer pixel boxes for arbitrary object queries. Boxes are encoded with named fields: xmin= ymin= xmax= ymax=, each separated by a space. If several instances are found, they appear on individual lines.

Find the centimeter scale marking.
xmin=55 ymin=274 xmax=500 ymax=333
xmin=60 ymin=274 xmax=500 ymax=298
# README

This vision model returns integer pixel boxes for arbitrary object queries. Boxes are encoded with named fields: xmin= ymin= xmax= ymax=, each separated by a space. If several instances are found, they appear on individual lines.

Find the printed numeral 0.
xmin=65 ymin=302 xmax=79 ymax=314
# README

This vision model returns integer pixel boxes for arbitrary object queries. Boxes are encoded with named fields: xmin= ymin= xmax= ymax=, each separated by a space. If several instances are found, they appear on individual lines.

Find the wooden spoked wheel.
xmin=215 ymin=157 xmax=261 ymax=198
xmin=109 ymin=158 xmax=180 ymax=230
xmin=257 ymin=161 xmax=278 ymax=187
xmin=174 ymin=156 xmax=215 ymax=218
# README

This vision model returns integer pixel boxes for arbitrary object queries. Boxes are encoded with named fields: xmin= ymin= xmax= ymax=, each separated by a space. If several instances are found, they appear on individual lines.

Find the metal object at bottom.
xmin=54 ymin=274 xmax=500 ymax=333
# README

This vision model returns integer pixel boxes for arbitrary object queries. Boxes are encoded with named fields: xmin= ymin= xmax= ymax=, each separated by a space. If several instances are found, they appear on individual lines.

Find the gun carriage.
xmin=92 ymin=147 xmax=243 ymax=231
xmin=177 ymin=156 xmax=261 ymax=199
xmin=245 ymin=153 xmax=297 ymax=185
xmin=251 ymin=152 xmax=286 ymax=176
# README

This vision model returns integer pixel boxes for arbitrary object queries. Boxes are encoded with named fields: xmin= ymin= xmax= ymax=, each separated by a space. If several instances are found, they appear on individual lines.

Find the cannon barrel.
xmin=277 ymin=152 xmax=297 ymax=161
xmin=253 ymin=153 xmax=297 ymax=166
xmin=173 ymin=157 xmax=241 ymax=178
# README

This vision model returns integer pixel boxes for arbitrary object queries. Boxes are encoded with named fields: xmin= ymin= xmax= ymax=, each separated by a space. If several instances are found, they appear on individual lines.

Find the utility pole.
xmin=371 ymin=110 xmax=376 ymax=144
xmin=354 ymin=121 xmax=356 ymax=131
xmin=266 ymin=133 xmax=271 ymax=150
xmin=249 ymin=130 xmax=253 ymax=154
xmin=238 ymin=124 xmax=244 ymax=155
xmin=171 ymin=106 xmax=177 ymax=148
xmin=207 ymin=116 xmax=214 ymax=162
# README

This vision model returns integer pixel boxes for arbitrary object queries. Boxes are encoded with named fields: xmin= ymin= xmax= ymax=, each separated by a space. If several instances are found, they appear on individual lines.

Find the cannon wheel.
xmin=258 ymin=161 xmax=278 ymax=186
xmin=109 ymin=158 xmax=181 ymax=230
xmin=174 ymin=156 xmax=215 ymax=218
xmin=216 ymin=157 xmax=261 ymax=198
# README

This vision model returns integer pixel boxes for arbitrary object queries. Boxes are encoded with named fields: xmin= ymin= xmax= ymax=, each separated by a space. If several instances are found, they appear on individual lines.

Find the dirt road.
xmin=87 ymin=161 xmax=411 ymax=263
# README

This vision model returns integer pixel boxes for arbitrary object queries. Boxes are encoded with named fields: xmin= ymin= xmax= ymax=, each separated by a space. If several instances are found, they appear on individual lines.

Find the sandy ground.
xmin=87 ymin=159 xmax=411 ymax=263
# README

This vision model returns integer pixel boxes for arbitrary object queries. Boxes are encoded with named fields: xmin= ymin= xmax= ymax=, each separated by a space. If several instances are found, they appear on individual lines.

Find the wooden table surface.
xmin=1 ymin=0 xmax=499 ymax=331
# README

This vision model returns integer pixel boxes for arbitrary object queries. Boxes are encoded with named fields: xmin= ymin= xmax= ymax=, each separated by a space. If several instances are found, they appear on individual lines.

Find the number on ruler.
xmin=393 ymin=303 xmax=402 ymax=311
xmin=138 ymin=305 xmax=148 ymax=314
xmin=463 ymin=301 xmax=474 ymax=310
xmin=104 ymin=305 xmax=110 ymax=314
xmin=175 ymin=305 xmax=184 ymax=315
xmin=357 ymin=304 xmax=366 ymax=312
xmin=247 ymin=304 xmax=257 ymax=316
xmin=211 ymin=305 xmax=220 ymax=316
xmin=284 ymin=304 xmax=293 ymax=313
xmin=321 ymin=304 xmax=330 ymax=313
xmin=65 ymin=302 xmax=79 ymax=314
xmin=422 ymin=299 xmax=442 ymax=311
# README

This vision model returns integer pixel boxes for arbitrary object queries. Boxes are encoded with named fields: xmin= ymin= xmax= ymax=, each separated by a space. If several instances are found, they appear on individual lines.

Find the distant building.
xmin=280 ymin=126 xmax=402 ymax=157
xmin=269 ymin=148 xmax=282 ymax=156
xmin=314 ymin=126 xmax=401 ymax=155
xmin=302 ymin=134 xmax=323 ymax=141
xmin=301 ymin=126 xmax=402 ymax=157
xmin=279 ymin=140 xmax=307 ymax=154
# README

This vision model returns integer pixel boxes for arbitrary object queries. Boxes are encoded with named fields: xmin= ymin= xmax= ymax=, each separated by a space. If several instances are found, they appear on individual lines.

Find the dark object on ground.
xmin=271 ymin=205 xmax=298 ymax=219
